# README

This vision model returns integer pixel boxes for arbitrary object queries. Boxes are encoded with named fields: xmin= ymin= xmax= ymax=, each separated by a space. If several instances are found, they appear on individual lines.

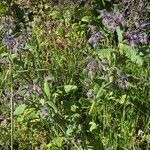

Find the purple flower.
xmin=115 ymin=13 xmax=125 ymax=26
xmin=4 ymin=35 xmax=15 ymax=49
xmin=115 ymin=73 xmax=130 ymax=90
xmin=0 ymin=16 xmax=15 ymax=32
xmin=119 ymin=80 xmax=129 ymax=90
xmin=98 ymin=9 xmax=125 ymax=32
xmin=33 ymin=85 xmax=42 ymax=95
xmin=140 ymin=23 xmax=150 ymax=30
xmin=88 ymin=24 xmax=96 ymax=32
xmin=3 ymin=89 xmax=12 ymax=101
xmin=86 ymin=58 xmax=97 ymax=78
xmin=24 ymin=90 xmax=32 ymax=101
xmin=88 ymin=32 xmax=104 ymax=48
xmin=4 ymin=35 xmax=27 ymax=52
xmin=138 ymin=33 xmax=147 ymax=44
xmin=126 ymin=31 xmax=148 ymax=47
xmin=97 ymin=9 xmax=114 ymax=20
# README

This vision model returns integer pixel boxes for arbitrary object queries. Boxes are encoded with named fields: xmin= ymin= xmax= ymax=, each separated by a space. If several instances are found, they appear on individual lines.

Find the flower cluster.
xmin=115 ymin=72 xmax=130 ymax=90
xmin=126 ymin=32 xmax=148 ymax=48
xmin=87 ymin=24 xmax=96 ymax=32
xmin=86 ymin=57 xmax=97 ymax=78
xmin=32 ymin=80 xmax=42 ymax=95
xmin=4 ymin=35 xmax=27 ymax=52
xmin=97 ymin=9 xmax=125 ymax=32
xmin=88 ymin=31 xmax=104 ymax=48
xmin=3 ymin=89 xmax=21 ymax=105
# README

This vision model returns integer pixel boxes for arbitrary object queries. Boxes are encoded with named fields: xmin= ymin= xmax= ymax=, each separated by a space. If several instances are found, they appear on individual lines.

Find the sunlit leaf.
xmin=64 ymin=85 xmax=77 ymax=93
xmin=14 ymin=104 xmax=27 ymax=115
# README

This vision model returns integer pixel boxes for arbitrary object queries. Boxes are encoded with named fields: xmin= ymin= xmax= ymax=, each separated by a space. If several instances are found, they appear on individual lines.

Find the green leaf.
xmin=14 ymin=104 xmax=27 ymax=115
xmin=23 ymin=44 xmax=35 ymax=51
xmin=47 ymin=101 xmax=58 ymax=113
xmin=89 ymin=121 xmax=97 ymax=132
xmin=47 ymin=136 xmax=64 ymax=148
xmin=44 ymin=81 xmax=51 ymax=98
xmin=116 ymin=26 xmax=123 ymax=42
xmin=40 ymin=99 xmax=45 ymax=106
xmin=119 ymin=43 xmax=143 ymax=66
xmin=64 ymin=85 xmax=77 ymax=93
xmin=81 ymin=16 xmax=91 ymax=23
xmin=0 ymin=3 xmax=7 ymax=14
xmin=120 ymin=94 xmax=126 ymax=104
xmin=51 ymin=11 xmax=62 ymax=19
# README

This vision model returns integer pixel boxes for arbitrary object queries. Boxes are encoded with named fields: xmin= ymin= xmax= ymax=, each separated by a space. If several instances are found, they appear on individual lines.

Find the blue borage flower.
xmin=4 ymin=35 xmax=27 ymax=52
xmin=97 ymin=9 xmax=125 ymax=32
xmin=115 ymin=73 xmax=131 ymax=90
xmin=125 ymin=31 xmax=148 ymax=48
xmin=88 ymin=32 xmax=104 ymax=48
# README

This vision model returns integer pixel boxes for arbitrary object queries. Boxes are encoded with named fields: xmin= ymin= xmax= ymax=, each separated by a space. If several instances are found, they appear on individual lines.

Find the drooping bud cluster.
xmin=125 ymin=32 xmax=148 ymax=48
xmin=88 ymin=32 xmax=104 ymax=48
xmin=97 ymin=9 xmax=125 ymax=32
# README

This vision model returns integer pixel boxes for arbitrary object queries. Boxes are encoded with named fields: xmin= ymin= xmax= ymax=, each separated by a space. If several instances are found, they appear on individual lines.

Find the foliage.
xmin=0 ymin=0 xmax=150 ymax=149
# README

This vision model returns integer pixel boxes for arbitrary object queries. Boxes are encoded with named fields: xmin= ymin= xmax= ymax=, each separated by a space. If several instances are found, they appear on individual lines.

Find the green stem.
xmin=9 ymin=53 xmax=14 ymax=150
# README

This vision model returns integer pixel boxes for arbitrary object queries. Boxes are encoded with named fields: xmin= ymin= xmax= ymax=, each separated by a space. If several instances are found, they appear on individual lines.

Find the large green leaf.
xmin=116 ymin=26 xmax=123 ymax=42
xmin=14 ymin=104 xmax=27 ymax=116
xmin=81 ymin=16 xmax=91 ymax=23
xmin=119 ymin=43 xmax=143 ymax=66
xmin=44 ymin=81 xmax=51 ymax=98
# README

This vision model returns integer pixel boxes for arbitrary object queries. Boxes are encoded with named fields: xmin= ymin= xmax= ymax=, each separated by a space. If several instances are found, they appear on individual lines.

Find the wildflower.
xmin=20 ymin=84 xmax=29 ymax=90
xmin=87 ymin=59 xmax=97 ymax=77
xmin=119 ymin=80 xmax=129 ymax=90
xmin=4 ymin=35 xmax=15 ymax=49
xmin=115 ymin=12 xmax=125 ymax=26
xmin=33 ymin=85 xmax=42 ymax=95
xmin=3 ymin=89 xmax=12 ymax=101
xmin=115 ymin=73 xmax=130 ymax=90
xmin=32 ymin=79 xmax=42 ymax=95
xmin=140 ymin=23 xmax=150 ymax=30
xmin=126 ymin=31 xmax=148 ymax=47
xmin=14 ymin=90 xmax=21 ymax=101
xmin=86 ymin=89 xmax=94 ymax=99
xmin=24 ymin=90 xmax=32 ymax=101
xmin=88 ymin=32 xmax=104 ymax=48
xmin=97 ymin=9 xmax=125 ymax=32
xmin=84 ymin=78 xmax=91 ymax=85
xmin=135 ymin=21 xmax=150 ymax=30
xmin=4 ymin=35 xmax=27 ymax=52
xmin=76 ymin=138 xmax=82 ymax=145
xmin=97 ymin=9 xmax=117 ymax=32
xmin=88 ymin=24 xmax=96 ymax=32
xmin=138 ymin=33 xmax=147 ymax=44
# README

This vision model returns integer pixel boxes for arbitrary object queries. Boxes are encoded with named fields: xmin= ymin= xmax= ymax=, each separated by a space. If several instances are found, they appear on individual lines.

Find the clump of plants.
xmin=0 ymin=0 xmax=150 ymax=149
